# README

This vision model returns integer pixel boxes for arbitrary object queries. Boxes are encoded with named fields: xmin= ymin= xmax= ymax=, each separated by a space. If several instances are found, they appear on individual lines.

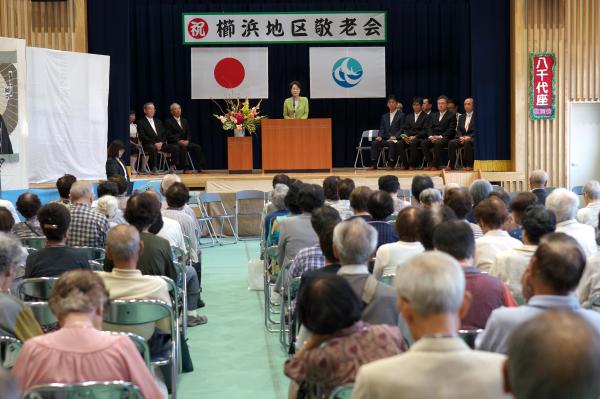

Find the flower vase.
xmin=233 ymin=128 xmax=245 ymax=137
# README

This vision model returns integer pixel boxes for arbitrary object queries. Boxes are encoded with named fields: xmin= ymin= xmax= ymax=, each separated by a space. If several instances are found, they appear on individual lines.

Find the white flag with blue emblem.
xmin=309 ymin=47 xmax=386 ymax=99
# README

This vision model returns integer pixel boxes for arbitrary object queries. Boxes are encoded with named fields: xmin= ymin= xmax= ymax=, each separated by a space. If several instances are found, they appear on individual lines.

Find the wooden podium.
xmin=261 ymin=118 xmax=332 ymax=173
xmin=227 ymin=136 xmax=253 ymax=174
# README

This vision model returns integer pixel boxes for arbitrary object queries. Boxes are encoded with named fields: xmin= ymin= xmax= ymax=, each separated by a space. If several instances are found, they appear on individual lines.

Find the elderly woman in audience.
xmin=410 ymin=175 xmax=434 ymax=205
xmin=24 ymin=203 xmax=91 ymax=278
xmin=0 ymin=208 xmax=15 ymax=232
xmin=373 ymin=207 xmax=424 ymax=279
xmin=443 ymin=187 xmax=483 ymax=238
xmin=12 ymin=269 xmax=165 ymax=398
xmin=468 ymin=179 xmax=493 ymax=223
xmin=322 ymin=176 xmax=341 ymax=205
xmin=577 ymin=180 xmax=600 ymax=230
xmin=13 ymin=193 xmax=44 ymax=238
xmin=96 ymin=195 xmax=125 ymax=228
xmin=261 ymin=174 xmax=290 ymax=227
xmin=491 ymin=206 xmax=556 ymax=299
xmin=417 ymin=204 xmax=457 ymax=250
xmin=507 ymin=192 xmax=539 ymax=240
xmin=546 ymin=188 xmax=597 ymax=256
xmin=349 ymin=186 xmax=373 ymax=221
xmin=328 ymin=178 xmax=354 ymax=220
xmin=0 ymin=233 xmax=43 ymax=341
xmin=284 ymin=274 xmax=405 ymax=397
xmin=378 ymin=175 xmax=410 ymax=213
xmin=108 ymin=174 xmax=130 ymax=212
xmin=263 ymin=184 xmax=289 ymax=243
xmin=269 ymin=179 xmax=301 ymax=247
xmin=473 ymin=197 xmax=522 ymax=272
xmin=367 ymin=190 xmax=398 ymax=249
xmin=146 ymin=190 xmax=186 ymax=256
xmin=418 ymin=188 xmax=442 ymax=208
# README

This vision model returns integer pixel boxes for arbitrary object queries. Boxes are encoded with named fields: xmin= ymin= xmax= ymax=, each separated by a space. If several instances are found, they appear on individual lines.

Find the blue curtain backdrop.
xmin=88 ymin=0 xmax=510 ymax=169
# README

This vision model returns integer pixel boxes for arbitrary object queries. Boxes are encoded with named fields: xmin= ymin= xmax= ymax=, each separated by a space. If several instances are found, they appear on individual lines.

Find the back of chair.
xmin=361 ymin=130 xmax=379 ymax=140
xmin=27 ymin=302 xmax=58 ymax=329
xmin=458 ymin=329 xmax=483 ymax=349
xmin=20 ymin=237 xmax=47 ymax=251
xmin=22 ymin=381 xmax=144 ymax=399
xmin=0 ymin=336 xmax=22 ymax=369
xmin=329 ymin=384 xmax=354 ymax=399
xmin=235 ymin=190 xmax=266 ymax=202
xmin=103 ymin=331 xmax=151 ymax=369
xmin=76 ymin=247 xmax=106 ymax=263
xmin=17 ymin=278 xmax=58 ymax=301
xmin=103 ymin=300 xmax=172 ymax=327
xmin=572 ymin=185 xmax=584 ymax=196
xmin=199 ymin=192 xmax=224 ymax=204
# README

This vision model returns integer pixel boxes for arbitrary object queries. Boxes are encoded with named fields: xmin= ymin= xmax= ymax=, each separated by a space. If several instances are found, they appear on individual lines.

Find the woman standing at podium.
xmin=283 ymin=81 xmax=309 ymax=119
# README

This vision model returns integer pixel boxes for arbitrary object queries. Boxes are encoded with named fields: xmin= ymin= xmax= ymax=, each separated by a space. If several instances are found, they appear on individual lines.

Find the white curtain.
xmin=26 ymin=47 xmax=110 ymax=183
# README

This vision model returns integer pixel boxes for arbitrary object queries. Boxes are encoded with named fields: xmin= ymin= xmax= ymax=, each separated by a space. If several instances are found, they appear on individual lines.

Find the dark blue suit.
xmin=370 ymin=111 xmax=405 ymax=166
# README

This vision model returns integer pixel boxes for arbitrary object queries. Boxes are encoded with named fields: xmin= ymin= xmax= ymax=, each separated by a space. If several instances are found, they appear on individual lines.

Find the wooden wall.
xmin=0 ymin=0 xmax=87 ymax=52
xmin=512 ymin=0 xmax=600 ymax=188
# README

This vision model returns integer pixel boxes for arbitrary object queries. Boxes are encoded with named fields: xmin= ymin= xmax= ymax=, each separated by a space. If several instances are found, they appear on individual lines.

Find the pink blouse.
xmin=284 ymin=322 xmax=405 ymax=395
xmin=13 ymin=327 xmax=164 ymax=398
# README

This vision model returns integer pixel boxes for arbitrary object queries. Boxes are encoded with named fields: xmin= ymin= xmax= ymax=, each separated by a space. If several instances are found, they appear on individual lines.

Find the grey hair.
xmin=507 ymin=311 xmax=600 ymax=399
xmin=395 ymin=251 xmax=465 ymax=316
xmin=546 ymin=188 xmax=579 ymax=223
xmin=49 ymin=269 xmax=109 ymax=318
xmin=419 ymin=188 xmax=442 ymax=206
xmin=583 ymin=180 xmax=600 ymax=200
xmin=69 ymin=181 xmax=93 ymax=202
xmin=271 ymin=184 xmax=289 ymax=210
xmin=529 ymin=169 xmax=549 ymax=186
xmin=143 ymin=102 xmax=155 ymax=109
xmin=170 ymin=102 xmax=181 ymax=111
xmin=161 ymin=174 xmax=181 ymax=192
xmin=107 ymin=225 xmax=140 ymax=262
xmin=96 ymin=195 xmax=119 ymax=219
xmin=333 ymin=217 xmax=377 ymax=265
xmin=0 ymin=233 xmax=25 ymax=274
xmin=469 ymin=179 xmax=493 ymax=206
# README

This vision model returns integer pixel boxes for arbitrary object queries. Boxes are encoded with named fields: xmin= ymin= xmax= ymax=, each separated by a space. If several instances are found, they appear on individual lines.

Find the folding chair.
xmin=458 ymin=329 xmax=483 ymax=349
xmin=379 ymin=274 xmax=395 ymax=286
xmin=103 ymin=299 xmax=178 ymax=398
xmin=329 ymin=384 xmax=354 ymax=399
xmin=279 ymin=273 xmax=301 ymax=351
xmin=198 ymin=192 xmax=238 ymax=244
xmin=20 ymin=237 xmax=46 ymax=250
xmin=171 ymin=261 xmax=188 ymax=342
xmin=572 ymin=185 xmax=584 ymax=195
xmin=157 ymin=151 xmax=173 ymax=174
xmin=354 ymin=130 xmax=379 ymax=169
xmin=132 ymin=141 xmax=151 ymax=175
xmin=27 ymin=302 xmax=59 ymax=331
xmin=0 ymin=336 xmax=22 ymax=369
xmin=234 ymin=190 xmax=267 ymax=242
xmin=188 ymin=195 xmax=218 ymax=247
xmin=22 ymin=381 xmax=144 ymax=399
xmin=103 ymin=331 xmax=151 ymax=370
xmin=263 ymin=245 xmax=281 ymax=333
xmin=16 ymin=277 xmax=58 ymax=301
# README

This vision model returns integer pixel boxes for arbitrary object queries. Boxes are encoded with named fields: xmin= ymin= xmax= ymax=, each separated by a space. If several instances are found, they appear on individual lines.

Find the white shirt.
xmin=438 ymin=111 xmax=446 ymax=122
xmin=389 ymin=110 xmax=397 ymax=126
xmin=146 ymin=116 xmax=156 ymax=133
xmin=465 ymin=112 xmax=473 ymax=131
xmin=373 ymin=241 xmax=424 ymax=278
xmin=474 ymin=230 xmax=522 ymax=273
xmin=174 ymin=116 xmax=182 ymax=128
xmin=577 ymin=202 xmax=600 ymax=230
xmin=489 ymin=244 xmax=537 ymax=296
xmin=556 ymin=219 xmax=598 ymax=257
xmin=0 ymin=200 xmax=20 ymax=223
xmin=337 ymin=264 xmax=369 ymax=276
xmin=578 ymin=251 xmax=600 ymax=308
xmin=329 ymin=200 xmax=354 ymax=220
xmin=129 ymin=123 xmax=137 ymax=138
xmin=414 ymin=112 xmax=421 ymax=123
xmin=157 ymin=216 xmax=186 ymax=253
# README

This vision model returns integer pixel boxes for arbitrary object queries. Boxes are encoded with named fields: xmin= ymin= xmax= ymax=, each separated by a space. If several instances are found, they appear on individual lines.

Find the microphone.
xmin=293 ymin=98 xmax=296 ymax=119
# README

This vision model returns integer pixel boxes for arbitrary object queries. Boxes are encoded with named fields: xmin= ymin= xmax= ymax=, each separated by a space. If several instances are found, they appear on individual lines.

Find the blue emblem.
xmin=332 ymin=57 xmax=363 ymax=88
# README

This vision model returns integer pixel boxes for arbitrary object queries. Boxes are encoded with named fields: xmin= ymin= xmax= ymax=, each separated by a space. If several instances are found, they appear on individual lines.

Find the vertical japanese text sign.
xmin=530 ymin=52 xmax=556 ymax=120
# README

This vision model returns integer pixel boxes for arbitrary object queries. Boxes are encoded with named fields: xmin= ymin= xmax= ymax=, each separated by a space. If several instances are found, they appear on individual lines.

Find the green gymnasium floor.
xmin=179 ymin=241 xmax=289 ymax=399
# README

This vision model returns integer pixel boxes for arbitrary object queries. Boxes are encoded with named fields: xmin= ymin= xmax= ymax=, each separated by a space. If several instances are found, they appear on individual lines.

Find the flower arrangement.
xmin=213 ymin=98 xmax=266 ymax=135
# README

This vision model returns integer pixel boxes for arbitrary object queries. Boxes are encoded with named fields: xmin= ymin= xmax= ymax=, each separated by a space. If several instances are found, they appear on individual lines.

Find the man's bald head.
xmin=506 ymin=310 xmax=600 ymax=399
xmin=161 ymin=174 xmax=181 ymax=194
xmin=106 ymin=225 xmax=141 ymax=266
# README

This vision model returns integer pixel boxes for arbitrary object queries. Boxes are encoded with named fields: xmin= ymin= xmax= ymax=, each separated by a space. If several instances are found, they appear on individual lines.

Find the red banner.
xmin=530 ymin=53 xmax=556 ymax=120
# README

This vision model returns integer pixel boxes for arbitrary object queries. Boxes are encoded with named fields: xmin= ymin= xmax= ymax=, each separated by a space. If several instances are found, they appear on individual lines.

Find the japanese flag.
xmin=191 ymin=47 xmax=268 ymax=99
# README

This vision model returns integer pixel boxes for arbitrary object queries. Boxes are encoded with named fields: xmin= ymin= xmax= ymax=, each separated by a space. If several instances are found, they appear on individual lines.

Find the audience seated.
xmin=328 ymin=178 xmax=354 ymax=220
xmin=0 ymin=208 xmax=15 ymax=232
xmin=353 ymin=252 xmax=508 ymax=399
xmin=434 ymin=220 xmax=516 ymax=329
xmin=418 ymin=188 xmax=442 ymax=208
xmin=145 ymin=190 xmax=186 ymax=255
xmin=268 ymin=180 xmax=301 ymax=248
xmin=378 ymin=175 xmax=409 ymax=213
xmin=348 ymin=186 xmax=372 ymax=221
xmin=96 ymin=195 xmax=124 ymax=228
xmin=289 ymin=206 xmax=341 ymax=279
xmin=66 ymin=181 xmax=109 ymax=248
xmin=507 ymin=192 xmax=539 ymax=240
xmin=263 ymin=174 xmax=291 ymax=217
xmin=546 ymin=188 xmax=597 ymax=256
xmin=373 ymin=207 xmax=424 ymax=279
xmin=285 ymin=274 xmax=405 ymax=396
xmin=263 ymin=184 xmax=289 ymax=243
xmin=108 ymin=174 xmax=130 ymax=211
xmin=322 ymin=176 xmax=341 ymax=205
xmin=505 ymin=311 xmax=600 ymax=399
xmin=12 ymin=269 xmax=165 ymax=398
xmin=410 ymin=175 xmax=434 ymax=205
xmin=333 ymin=218 xmax=398 ymax=326
xmin=12 ymin=193 xmax=44 ymax=238
xmin=478 ymin=233 xmax=600 ymax=353
xmin=162 ymin=182 xmax=201 ymax=267
xmin=577 ymin=180 xmax=600 ymax=230
xmin=25 ymin=203 xmax=91 ymax=278
xmin=474 ymin=197 xmax=521 ymax=272
xmin=491 ymin=206 xmax=556 ymax=299
xmin=0 ymin=233 xmax=43 ymax=341
xmin=443 ymin=187 xmax=483 ymax=238
xmin=468 ymin=179 xmax=493 ymax=223
xmin=54 ymin=174 xmax=76 ymax=208
xmin=367 ymin=191 xmax=398 ymax=249
xmin=529 ymin=169 xmax=549 ymax=205
xmin=160 ymin=174 xmax=196 ymax=221
xmin=300 ymin=219 xmax=342 ymax=283
xmin=417 ymin=204 xmax=457 ymax=250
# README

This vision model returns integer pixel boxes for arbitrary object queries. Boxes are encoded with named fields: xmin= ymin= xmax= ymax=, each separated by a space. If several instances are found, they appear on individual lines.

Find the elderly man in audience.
xmin=410 ymin=175 xmax=434 ymax=205
xmin=546 ymin=188 xmax=597 ymax=256
xmin=418 ymin=204 xmax=457 ymax=250
xmin=12 ymin=269 xmax=165 ymax=398
xmin=53 ymin=174 xmax=76 ymax=208
xmin=474 ymin=197 xmax=522 ymax=272
xmin=529 ymin=169 xmax=549 ymax=205
xmin=434 ymin=221 xmax=516 ymax=329
xmin=0 ymin=233 xmax=43 ymax=341
xmin=478 ymin=232 xmax=600 ymax=353
xmin=577 ymin=180 xmax=600 ymax=230
xmin=25 ymin=203 xmax=91 ymax=278
xmin=328 ymin=178 xmax=354 ymax=220
xmin=418 ymin=187 xmax=442 ymax=208
xmin=353 ymin=252 xmax=509 ymax=399
xmin=288 ymin=206 xmax=341 ymax=280
xmin=285 ymin=274 xmax=405 ymax=397
xmin=491 ymin=206 xmax=556 ymax=300
xmin=333 ymin=218 xmax=398 ymax=326
xmin=66 ymin=181 xmax=109 ymax=248
xmin=507 ymin=192 xmax=539 ymax=240
xmin=443 ymin=187 xmax=483 ymax=238
xmin=373 ymin=207 xmax=424 ymax=279
xmin=349 ymin=186 xmax=373 ymax=221
xmin=378 ymin=175 xmax=409 ymax=213
xmin=12 ymin=192 xmax=43 ymax=238
xmin=367 ymin=190 xmax=398 ymax=249
xmin=505 ymin=311 xmax=600 ymax=399
xmin=160 ymin=174 xmax=197 ymax=221
xmin=277 ymin=184 xmax=324 ymax=268
xmin=108 ymin=174 xmax=130 ymax=211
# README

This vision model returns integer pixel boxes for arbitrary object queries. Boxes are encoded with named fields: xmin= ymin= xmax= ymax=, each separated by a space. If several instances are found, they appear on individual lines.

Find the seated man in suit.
xmin=369 ymin=95 xmax=404 ymax=170
xmin=164 ymin=103 xmax=205 ymax=173
xmin=396 ymin=97 xmax=430 ymax=170
xmin=423 ymin=95 xmax=457 ymax=170
xmin=353 ymin=251 xmax=509 ymax=399
xmin=136 ymin=102 xmax=179 ymax=173
xmin=447 ymin=98 xmax=476 ymax=171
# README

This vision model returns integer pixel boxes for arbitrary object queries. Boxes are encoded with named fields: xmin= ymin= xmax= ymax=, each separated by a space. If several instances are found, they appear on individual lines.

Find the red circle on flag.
xmin=188 ymin=18 xmax=208 ymax=39
xmin=213 ymin=58 xmax=245 ymax=89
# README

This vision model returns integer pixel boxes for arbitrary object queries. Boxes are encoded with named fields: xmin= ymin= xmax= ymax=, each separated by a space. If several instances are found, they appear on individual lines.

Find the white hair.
xmin=395 ymin=251 xmax=465 ymax=316
xmin=529 ymin=169 xmax=549 ymax=186
xmin=419 ymin=188 xmax=442 ymax=206
xmin=271 ymin=184 xmax=289 ymax=210
xmin=583 ymin=180 xmax=600 ymax=201
xmin=170 ymin=102 xmax=181 ymax=111
xmin=161 ymin=174 xmax=181 ymax=193
xmin=69 ymin=181 xmax=93 ymax=202
xmin=96 ymin=195 xmax=119 ymax=219
xmin=333 ymin=217 xmax=377 ymax=265
xmin=107 ymin=225 xmax=140 ymax=262
xmin=469 ymin=179 xmax=493 ymax=205
xmin=546 ymin=188 xmax=579 ymax=223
